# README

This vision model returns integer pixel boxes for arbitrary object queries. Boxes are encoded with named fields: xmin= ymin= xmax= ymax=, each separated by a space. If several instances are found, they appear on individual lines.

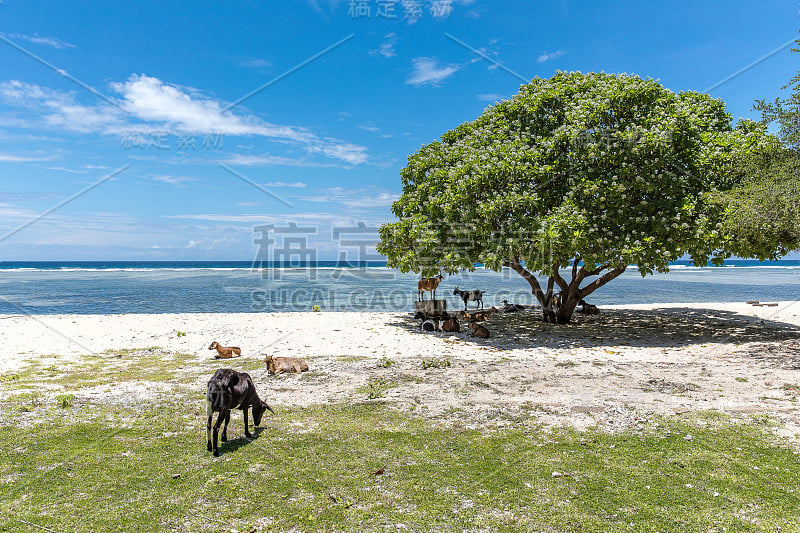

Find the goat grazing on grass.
xmin=209 ymin=341 xmax=241 ymax=359
xmin=264 ymin=355 xmax=309 ymax=375
xmin=467 ymin=321 xmax=490 ymax=338
xmin=418 ymin=274 xmax=444 ymax=301
xmin=453 ymin=287 xmax=484 ymax=310
xmin=206 ymin=369 xmax=273 ymax=457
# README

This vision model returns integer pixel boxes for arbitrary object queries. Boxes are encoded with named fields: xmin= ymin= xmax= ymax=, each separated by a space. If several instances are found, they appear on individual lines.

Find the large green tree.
xmin=715 ymin=36 xmax=800 ymax=257
xmin=754 ymin=35 xmax=800 ymax=150
xmin=378 ymin=72 xmax=778 ymax=323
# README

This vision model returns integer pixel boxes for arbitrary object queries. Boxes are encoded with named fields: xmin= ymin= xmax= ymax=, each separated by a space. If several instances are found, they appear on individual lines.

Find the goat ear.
xmin=227 ymin=374 xmax=239 ymax=388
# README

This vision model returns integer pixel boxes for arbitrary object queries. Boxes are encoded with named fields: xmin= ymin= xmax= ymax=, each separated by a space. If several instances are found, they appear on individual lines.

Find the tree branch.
xmin=579 ymin=267 xmax=627 ymax=297
xmin=578 ymin=263 xmax=610 ymax=278
xmin=505 ymin=259 xmax=547 ymax=305
xmin=551 ymin=263 xmax=569 ymax=292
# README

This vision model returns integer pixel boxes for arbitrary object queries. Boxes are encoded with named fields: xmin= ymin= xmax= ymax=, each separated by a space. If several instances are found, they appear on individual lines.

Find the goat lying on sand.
xmin=467 ymin=321 xmax=490 ymax=338
xmin=421 ymin=318 xmax=440 ymax=332
xmin=441 ymin=316 xmax=460 ymax=332
xmin=460 ymin=307 xmax=497 ymax=322
xmin=418 ymin=274 xmax=444 ymax=301
xmin=264 ymin=355 xmax=309 ymax=375
xmin=209 ymin=341 xmax=241 ymax=359
xmin=578 ymin=299 xmax=600 ymax=315
xmin=502 ymin=300 xmax=526 ymax=313
xmin=206 ymin=369 xmax=273 ymax=457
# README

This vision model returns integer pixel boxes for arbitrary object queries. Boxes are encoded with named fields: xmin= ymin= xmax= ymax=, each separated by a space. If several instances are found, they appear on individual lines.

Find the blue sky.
xmin=0 ymin=0 xmax=797 ymax=261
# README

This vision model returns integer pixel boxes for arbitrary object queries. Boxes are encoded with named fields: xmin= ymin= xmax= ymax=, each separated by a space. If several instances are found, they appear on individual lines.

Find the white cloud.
xmin=477 ymin=93 xmax=504 ymax=102
xmin=169 ymin=212 xmax=357 ymax=225
xmin=406 ymin=57 xmax=460 ymax=87
xmin=238 ymin=58 xmax=271 ymax=69
xmin=47 ymin=166 xmax=86 ymax=174
xmin=263 ymin=181 xmax=307 ymax=188
xmin=358 ymin=124 xmax=380 ymax=133
xmin=297 ymin=187 xmax=399 ymax=208
xmin=0 ymin=152 xmax=54 ymax=162
xmin=0 ymin=75 xmax=369 ymax=165
xmin=1 ymin=33 xmax=76 ymax=49
xmin=307 ymin=142 xmax=368 ymax=165
xmin=371 ymin=33 xmax=397 ymax=58
xmin=537 ymin=50 xmax=566 ymax=63
xmin=185 ymin=238 xmax=235 ymax=250
xmin=222 ymin=153 xmax=340 ymax=168
xmin=151 ymin=175 xmax=198 ymax=186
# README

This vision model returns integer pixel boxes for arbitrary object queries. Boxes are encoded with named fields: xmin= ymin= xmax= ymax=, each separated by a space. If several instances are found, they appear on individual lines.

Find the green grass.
xmin=420 ymin=358 xmax=451 ymax=369
xmin=1 ymin=403 xmax=799 ymax=532
xmin=2 ymin=350 xmax=800 ymax=532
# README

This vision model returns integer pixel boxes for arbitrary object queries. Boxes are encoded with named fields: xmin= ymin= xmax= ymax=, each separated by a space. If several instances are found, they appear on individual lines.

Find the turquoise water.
xmin=0 ymin=261 xmax=798 ymax=314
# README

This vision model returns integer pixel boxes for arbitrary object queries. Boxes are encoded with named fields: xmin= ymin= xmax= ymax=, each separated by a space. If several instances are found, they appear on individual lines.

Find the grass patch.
xmin=377 ymin=357 xmax=395 ymax=368
xmin=1 ymin=404 xmax=799 ymax=532
xmin=0 ymin=349 xmax=199 ymax=392
xmin=55 ymin=394 xmax=75 ymax=409
xmin=420 ymin=358 xmax=451 ymax=370
xmin=357 ymin=378 xmax=397 ymax=400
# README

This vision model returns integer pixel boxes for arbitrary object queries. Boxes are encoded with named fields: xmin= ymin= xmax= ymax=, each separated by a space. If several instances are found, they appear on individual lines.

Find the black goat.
xmin=501 ymin=300 xmax=526 ymax=312
xmin=453 ymin=286 xmax=484 ymax=310
xmin=206 ymin=369 xmax=274 ymax=457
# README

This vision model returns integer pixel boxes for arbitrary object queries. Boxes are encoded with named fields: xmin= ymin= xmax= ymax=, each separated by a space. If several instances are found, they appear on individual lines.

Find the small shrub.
xmin=56 ymin=394 xmax=75 ymax=408
xmin=377 ymin=357 xmax=395 ymax=368
xmin=15 ymin=392 xmax=43 ymax=412
xmin=311 ymin=305 xmax=321 ymax=312
xmin=176 ymin=331 xmax=187 ymax=338
xmin=366 ymin=380 xmax=386 ymax=400
xmin=421 ymin=358 xmax=451 ymax=370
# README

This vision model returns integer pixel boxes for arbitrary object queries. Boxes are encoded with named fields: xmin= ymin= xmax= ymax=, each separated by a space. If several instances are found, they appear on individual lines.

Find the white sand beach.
xmin=2 ymin=301 xmax=800 ymax=438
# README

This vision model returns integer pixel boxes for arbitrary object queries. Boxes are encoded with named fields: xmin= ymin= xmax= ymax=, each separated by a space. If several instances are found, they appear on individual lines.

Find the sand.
xmin=2 ymin=301 xmax=800 ymax=439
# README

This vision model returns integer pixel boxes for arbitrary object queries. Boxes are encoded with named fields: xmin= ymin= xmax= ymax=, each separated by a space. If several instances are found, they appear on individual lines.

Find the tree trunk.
xmin=556 ymin=290 xmax=581 ymax=324
xmin=505 ymin=258 xmax=626 ymax=325
xmin=505 ymin=259 xmax=557 ymax=322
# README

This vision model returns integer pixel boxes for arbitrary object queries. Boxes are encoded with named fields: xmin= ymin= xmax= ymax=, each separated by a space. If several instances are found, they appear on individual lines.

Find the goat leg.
xmin=243 ymin=406 xmax=252 ymax=439
xmin=206 ymin=400 xmax=213 ymax=452
xmin=221 ymin=410 xmax=230 ymax=442
xmin=212 ymin=410 xmax=226 ymax=457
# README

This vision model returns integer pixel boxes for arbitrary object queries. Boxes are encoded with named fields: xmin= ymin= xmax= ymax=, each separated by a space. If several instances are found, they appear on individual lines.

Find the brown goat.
xmin=209 ymin=341 xmax=241 ymax=359
xmin=467 ymin=321 xmax=490 ymax=338
xmin=418 ymin=274 xmax=444 ymax=301
xmin=264 ymin=355 xmax=309 ymax=375
xmin=459 ymin=306 xmax=497 ymax=322
xmin=441 ymin=316 xmax=460 ymax=332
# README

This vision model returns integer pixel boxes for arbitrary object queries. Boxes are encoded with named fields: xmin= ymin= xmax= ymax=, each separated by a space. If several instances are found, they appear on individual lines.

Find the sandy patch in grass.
xmin=1 ymin=302 xmax=799 ymax=438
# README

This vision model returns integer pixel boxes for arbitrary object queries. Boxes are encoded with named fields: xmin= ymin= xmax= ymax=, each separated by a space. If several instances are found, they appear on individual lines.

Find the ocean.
xmin=0 ymin=260 xmax=798 ymax=315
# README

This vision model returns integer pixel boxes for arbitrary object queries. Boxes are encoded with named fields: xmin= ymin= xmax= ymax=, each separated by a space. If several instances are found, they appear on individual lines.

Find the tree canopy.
xmin=754 ymin=34 xmax=800 ymax=150
xmin=378 ymin=71 xmax=779 ymax=323
xmin=716 ymin=35 xmax=800 ymax=258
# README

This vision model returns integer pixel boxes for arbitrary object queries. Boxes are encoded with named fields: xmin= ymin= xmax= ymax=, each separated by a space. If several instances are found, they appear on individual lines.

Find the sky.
xmin=0 ymin=0 xmax=798 ymax=261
